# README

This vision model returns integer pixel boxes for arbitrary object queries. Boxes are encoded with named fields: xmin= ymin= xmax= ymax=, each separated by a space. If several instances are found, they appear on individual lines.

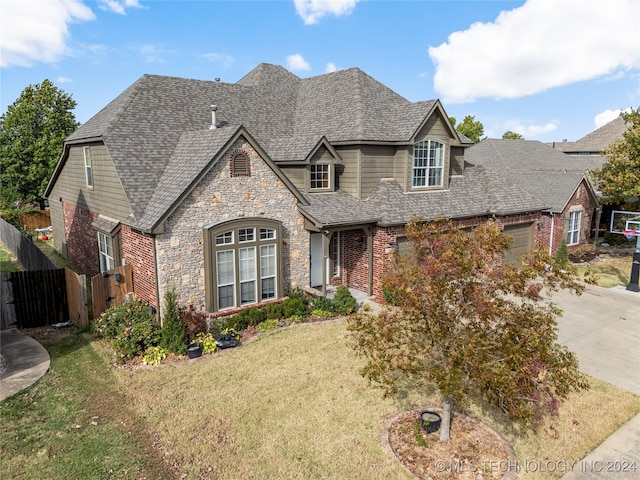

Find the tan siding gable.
xmin=280 ymin=165 xmax=306 ymax=192
xmin=310 ymin=146 xmax=335 ymax=164
xmin=361 ymin=145 xmax=397 ymax=198
xmin=334 ymin=147 xmax=359 ymax=197
xmin=50 ymin=144 xmax=132 ymax=221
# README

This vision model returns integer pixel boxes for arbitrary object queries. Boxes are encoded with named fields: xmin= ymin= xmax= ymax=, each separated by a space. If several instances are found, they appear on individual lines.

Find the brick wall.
xmin=62 ymin=202 xmax=99 ymax=277
xmin=121 ymin=226 xmax=157 ymax=307
xmin=335 ymin=213 xmax=546 ymax=300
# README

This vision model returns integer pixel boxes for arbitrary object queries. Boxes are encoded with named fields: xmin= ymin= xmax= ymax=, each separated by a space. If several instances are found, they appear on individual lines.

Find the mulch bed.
xmin=386 ymin=408 xmax=515 ymax=480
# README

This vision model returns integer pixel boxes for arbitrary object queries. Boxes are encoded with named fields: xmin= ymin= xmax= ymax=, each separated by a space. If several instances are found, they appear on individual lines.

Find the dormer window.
xmin=412 ymin=140 xmax=444 ymax=188
xmin=310 ymin=164 xmax=330 ymax=191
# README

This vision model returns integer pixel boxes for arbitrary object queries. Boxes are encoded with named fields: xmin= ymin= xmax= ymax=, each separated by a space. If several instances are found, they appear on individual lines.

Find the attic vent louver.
xmin=210 ymin=104 xmax=218 ymax=130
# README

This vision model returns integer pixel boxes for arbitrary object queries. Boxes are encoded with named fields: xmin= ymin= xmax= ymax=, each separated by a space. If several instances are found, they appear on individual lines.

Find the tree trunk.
xmin=440 ymin=395 xmax=452 ymax=441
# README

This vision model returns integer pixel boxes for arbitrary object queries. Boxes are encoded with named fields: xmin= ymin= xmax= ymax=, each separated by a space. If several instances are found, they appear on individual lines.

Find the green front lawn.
xmin=2 ymin=322 xmax=639 ymax=479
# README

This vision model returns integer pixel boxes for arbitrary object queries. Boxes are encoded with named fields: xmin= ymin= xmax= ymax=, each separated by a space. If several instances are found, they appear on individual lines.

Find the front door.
xmin=310 ymin=233 xmax=323 ymax=288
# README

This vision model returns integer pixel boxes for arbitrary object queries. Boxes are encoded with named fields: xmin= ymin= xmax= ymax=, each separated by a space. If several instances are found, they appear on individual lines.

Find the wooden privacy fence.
xmin=1 ymin=268 xmax=87 ymax=329
xmin=0 ymin=217 xmax=56 ymax=271
xmin=91 ymin=264 xmax=133 ymax=319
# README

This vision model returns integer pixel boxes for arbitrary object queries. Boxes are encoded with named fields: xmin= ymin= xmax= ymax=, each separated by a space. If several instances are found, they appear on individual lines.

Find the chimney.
xmin=210 ymin=104 xmax=218 ymax=130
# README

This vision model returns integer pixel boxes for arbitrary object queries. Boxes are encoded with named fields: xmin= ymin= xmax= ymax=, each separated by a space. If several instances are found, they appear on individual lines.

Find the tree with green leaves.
xmin=451 ymin=115 xmax=484 ymax=143
xmin=0 ymin=79 xmax=79 ymax=205
xmin=347 ymin=217 xmax=590 ymax=441
xmin=502 ymin=131 xmax=524 ymax=140
xmin=591 ymin=108 xmax=640 ymax=209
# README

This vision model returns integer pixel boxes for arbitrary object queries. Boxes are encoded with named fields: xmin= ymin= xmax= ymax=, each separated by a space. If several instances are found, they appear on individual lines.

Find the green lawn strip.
xmin=0 ymin=333 xmax=174 ymax=480
xmin=33 ymin=238 xmax=82 ymax=272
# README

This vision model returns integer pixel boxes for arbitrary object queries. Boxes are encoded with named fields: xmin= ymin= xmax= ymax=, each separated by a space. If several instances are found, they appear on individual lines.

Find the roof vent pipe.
xmin=210 ymin=104 xmax=218 ymax=130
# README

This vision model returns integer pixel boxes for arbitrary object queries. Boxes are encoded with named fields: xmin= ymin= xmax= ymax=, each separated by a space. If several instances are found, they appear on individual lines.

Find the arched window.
xmin=412 ymin=140 xmax=444 ymax=187
xmin=204 ymin=218 xmax=283 ymax=311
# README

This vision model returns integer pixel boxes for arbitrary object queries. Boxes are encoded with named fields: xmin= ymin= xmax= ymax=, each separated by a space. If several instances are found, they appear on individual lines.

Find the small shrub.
xmin=194 ymin=332 xmax=217 ymax=354
xmin=142 ymin=346 xmax=168 ymax=366
xmin=413 ymin=422 xmax=427 ymax=448
xmin=555 ymin=241 xmax=569 ymax=269
xmin=287 ymin=287 xmax=309 ymax=303
xmin=332 ymin=285 xmax=356 ymax=315
xmin=286 ymin=314 xmax=306 ymax=324
xmin=180 ymin=304 xmax=208 ymax=342
xmin=92 ymin=300 xmax=160 ymax=363
xmin=263 ymin=302 xmax=284 ymax=320
xmin=159 ymin=286 xmax=187 ymax=355
xmin=208 ymin=317 xmax=228 ymax=335
xmin=310 ymin=309 xmax=333 ymax=318
xmin=312 ymin=295 xmax=333 ymax=312
xmin=282 ymin=298 xmax=308 ymax=318
xmin=258 ymin=319 xmax=280 ymax=332
xmin=573 ymin=243 xmax=596 ymax=258
xmin=220 ymin=327 xmax=240 ymax=340
xmin=382 ymin=288 xmax=397 ymax=305
xmin=111 ymin=316 xmax=161 ymax=364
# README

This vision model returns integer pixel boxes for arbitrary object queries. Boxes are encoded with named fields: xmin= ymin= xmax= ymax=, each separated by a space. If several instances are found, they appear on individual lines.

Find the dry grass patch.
xmin=104 ymin=319 xmax=640 ymax=480
xmin=574 ymin=253 xmax=632 ymax=288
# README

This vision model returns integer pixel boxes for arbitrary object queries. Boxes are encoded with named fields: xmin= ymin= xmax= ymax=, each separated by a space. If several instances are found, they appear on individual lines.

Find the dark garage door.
xmin=503 ymin=223 xmax=534 ymax=266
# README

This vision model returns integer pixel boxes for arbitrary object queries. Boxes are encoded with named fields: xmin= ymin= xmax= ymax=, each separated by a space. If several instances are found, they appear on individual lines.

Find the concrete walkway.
xmin=0 ymin=328 xmax=50 ymax=401
xmin=553 ymin=284 xmax=640 ymax=479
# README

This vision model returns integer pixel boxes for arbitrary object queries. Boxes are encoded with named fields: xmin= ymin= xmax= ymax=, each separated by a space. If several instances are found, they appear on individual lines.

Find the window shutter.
xmin=580 ymin=209 xmax=588 ymax=243
xmin=562 ymin=213 xmax=570 ymax=242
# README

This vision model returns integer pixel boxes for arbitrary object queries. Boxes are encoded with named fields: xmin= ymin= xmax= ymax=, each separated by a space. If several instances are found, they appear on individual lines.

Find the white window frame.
xmin=97 ymin=232 xmax=114 ymax=273
xmin=412 ymin=140 xmax=444 ymax=188
xmin=310 ymin=164 xmax=330 ymax=190
xmin=83 ymin=146 xmax=93 ymax=188
xmin=567 ymin=210 xmax=581 ymax=246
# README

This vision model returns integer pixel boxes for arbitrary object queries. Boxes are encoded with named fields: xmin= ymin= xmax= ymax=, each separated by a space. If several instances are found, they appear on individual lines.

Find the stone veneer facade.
xmin=154 ymin=138 xmax=309 ymax=312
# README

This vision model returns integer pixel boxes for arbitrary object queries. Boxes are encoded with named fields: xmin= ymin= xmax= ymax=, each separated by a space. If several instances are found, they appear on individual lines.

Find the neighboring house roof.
xmin=465 ymin=139 xmax=604 ymax=213
xmin=549 ymin=115 xmax=627 ymax=154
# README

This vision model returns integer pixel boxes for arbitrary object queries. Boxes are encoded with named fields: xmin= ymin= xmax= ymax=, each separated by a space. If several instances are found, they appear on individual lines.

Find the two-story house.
xmin=45 ymin=63 xmax=546 ymax=315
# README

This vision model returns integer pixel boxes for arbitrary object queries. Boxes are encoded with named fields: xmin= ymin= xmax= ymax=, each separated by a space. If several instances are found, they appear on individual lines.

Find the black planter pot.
xmin=420 ymin=411 xmax=442 ymax=434
xmin=187 ymin=342 xmax=203 ymax=359
xmin=214 ymin=333 xmax=238 ymax=349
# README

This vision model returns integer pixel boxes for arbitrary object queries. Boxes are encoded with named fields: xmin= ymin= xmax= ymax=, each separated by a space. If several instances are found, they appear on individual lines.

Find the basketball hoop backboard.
xmin=610 ymin=210 xmax=640 ymax=234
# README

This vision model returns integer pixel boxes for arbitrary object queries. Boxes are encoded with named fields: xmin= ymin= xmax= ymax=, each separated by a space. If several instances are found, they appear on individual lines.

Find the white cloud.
xmin=201 ymin=52 xmax=235 ymax=69
xmin=502 ymin=120 xmax=557 ymax=138
xmin=98 ymin=0 xmax=142 ymax=15
xmin=287 ymin=54 xmax=311 ymax=71
xmin=325 ymin=62 xmax=337 ymax=73
xmin=294 ymin=0 xmax=360 ymax=25
xmin=429 ymin=0 xmax=640 ymax=103
xmin=1 ymin=0 xmax=95 ymax=67
xmin=56 ymin=76 xmax=72 ymax=84
xmin=594 ymin=108 xmax=632 ymax=128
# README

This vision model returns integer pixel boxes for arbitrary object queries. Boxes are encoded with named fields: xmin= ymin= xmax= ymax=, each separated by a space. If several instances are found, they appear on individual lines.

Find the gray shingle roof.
xmin=466 ymin=139 xmax=605 ymax=212
xmin=550 ymin=115 xmax=627 ymax=153
xmin=59 ymin=64 xmax=442 ymax=227
xmin=366 ymin=165 xmax=546 ymax=226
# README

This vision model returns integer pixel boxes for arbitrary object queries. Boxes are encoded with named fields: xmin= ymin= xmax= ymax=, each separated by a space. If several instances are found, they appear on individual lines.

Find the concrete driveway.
xmin=552 ymin=284 xmax=640 ymax=480
xmin=552 ymin=284 xmax=639 ymax=395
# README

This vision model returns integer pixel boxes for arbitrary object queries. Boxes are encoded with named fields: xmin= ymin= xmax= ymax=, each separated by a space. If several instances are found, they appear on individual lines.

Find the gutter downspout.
xmin=548 ymin=214 xmax=555 ymax=256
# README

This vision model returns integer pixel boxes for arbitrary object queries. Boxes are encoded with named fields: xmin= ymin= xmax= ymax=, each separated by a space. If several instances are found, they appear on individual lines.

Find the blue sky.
xmin=1 ymin=0 xmax=639 ymax=143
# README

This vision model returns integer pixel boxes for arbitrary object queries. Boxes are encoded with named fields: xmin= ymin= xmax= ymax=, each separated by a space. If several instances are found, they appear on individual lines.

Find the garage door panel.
xmin=503 ymin=223 xmax=534 ymax=265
